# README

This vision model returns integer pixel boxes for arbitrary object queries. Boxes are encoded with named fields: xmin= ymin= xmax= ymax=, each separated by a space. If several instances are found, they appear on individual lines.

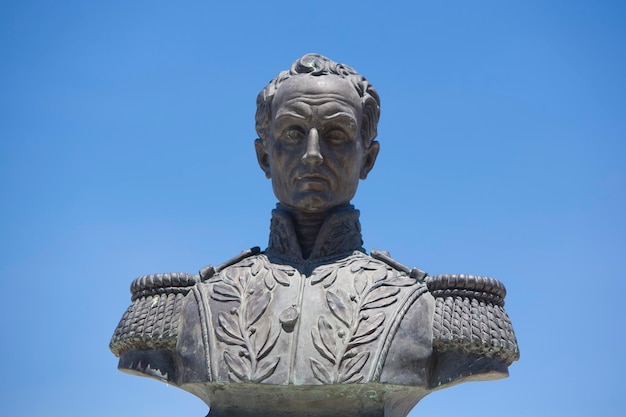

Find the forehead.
xmin=272 ymin=75 xmax=362 ymax=120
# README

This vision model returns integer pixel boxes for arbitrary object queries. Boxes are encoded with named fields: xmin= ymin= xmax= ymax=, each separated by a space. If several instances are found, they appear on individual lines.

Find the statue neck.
xmin=268 ymin=203 xmax=363 ymax=261
xmin=284 ymin=208 xmax=329 ymax=259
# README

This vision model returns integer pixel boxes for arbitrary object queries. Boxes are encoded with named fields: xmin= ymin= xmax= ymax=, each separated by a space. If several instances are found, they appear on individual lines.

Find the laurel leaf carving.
xmin=312 ymin=327 xmax=335 ymax=364
xmin=354 ymin=269 xmax=368 ymax=295
xmin=252 ymin=320 xmax=269 ymax=354
xmin=222 ymin=268 xmax=238 ymax=285
xmin=349 ymin=258 xmax=370 ymax=273
xmin=272 ymin=268 xmax=291 ymax=286
xmin=348 ymin=324 xmax=385 ymax=350
xmin=213 ymin=282 xmax=240 ymax=301
xmin=239 ymin=272 xmax=250 ymax=288
xmin=318 ymin=316 xmax=337 ymax=362
xmin=224 ymin=350 xmax=248 ymax=381
xmin=362 ymin=297 xmax=398 ymax=310
xmin=253 ymin=356 xmax=280 ymax=382
xmin=245 ymin=290 xmax=271 ymax=327
xmin=211 ymin=256 xmax=286 ymax=383
xmin=326 ymin=289 xmax=353 ymax=327
xmin=339 ymin=351 xmax=369 ymax=383
xmin=343 ymin=373 xmax=365 ymax=384
xmin=352 ymin=312 xmax=385 ymax=340
xmin=308 ymin=255 xmax=422 ymax=385
xmin=311 ymin=358 xmax=332 ymax=384
xmin=263 ymin=272 xmax=275 ymax=290
xmin=257 ymin=322 xmax=280 ymax=361
xmin=251 ymin=260 xmax=262 ymax=276
xmin=216 ymin=326 xmax=244 ymax=347
xmin=371 ymin=267 xmax=388 ymax=283
xmin=276 ymin=265 xmax=295 ymax=275
xmin=311 ymin=267 xmax=336 ymax=286
xmin=318 ymin=316 xmax=337 ymax=356
xmin=218 ymin=311 xmax=243 ymax=342
xmin=362 ymin=286 xmax=400 ymax=310
xmin=322 ymin=268 xmax=339 ymax=288
xmin=211 ymin=293 xmax=239 ymax=302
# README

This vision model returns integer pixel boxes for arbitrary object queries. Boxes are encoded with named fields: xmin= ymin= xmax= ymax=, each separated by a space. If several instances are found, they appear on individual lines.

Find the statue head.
xmin=255 ymin=54 xmax=381 ymax=214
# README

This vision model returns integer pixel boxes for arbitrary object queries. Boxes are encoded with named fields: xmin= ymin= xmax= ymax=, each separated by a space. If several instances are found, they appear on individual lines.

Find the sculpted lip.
xmin=294 ymin=173 xmax=330 ymax=184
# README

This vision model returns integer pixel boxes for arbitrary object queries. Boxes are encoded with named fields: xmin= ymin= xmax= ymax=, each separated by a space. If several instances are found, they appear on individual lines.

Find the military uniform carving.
xmin=111 ymin=205 xmax=518 ymax=417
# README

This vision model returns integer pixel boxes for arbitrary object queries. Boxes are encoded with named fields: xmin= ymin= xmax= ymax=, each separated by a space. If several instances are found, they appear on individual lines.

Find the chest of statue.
xmin=177 ymin=251 xmax=428 ymax=386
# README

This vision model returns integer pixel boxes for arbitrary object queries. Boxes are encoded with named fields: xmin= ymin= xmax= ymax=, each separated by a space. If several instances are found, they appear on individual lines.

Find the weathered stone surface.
xmin=110 ymin=53 xmax=519 ymax=417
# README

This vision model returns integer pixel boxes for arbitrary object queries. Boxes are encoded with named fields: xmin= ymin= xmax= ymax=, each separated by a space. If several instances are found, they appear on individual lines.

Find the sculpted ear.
xmin=360 ymin=140 xmax=380 ymax=179
xmin=255 ymin=138 xmax=272 ymax=179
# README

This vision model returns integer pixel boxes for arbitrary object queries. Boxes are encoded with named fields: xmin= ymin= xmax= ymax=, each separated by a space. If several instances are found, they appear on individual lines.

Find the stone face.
xmin=110 ymin=54 xmax=519 ymax=417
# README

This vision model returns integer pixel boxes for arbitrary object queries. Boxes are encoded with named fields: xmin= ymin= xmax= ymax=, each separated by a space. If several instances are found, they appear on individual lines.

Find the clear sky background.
xmin=1 ymin=1 xmax=624 ymax=416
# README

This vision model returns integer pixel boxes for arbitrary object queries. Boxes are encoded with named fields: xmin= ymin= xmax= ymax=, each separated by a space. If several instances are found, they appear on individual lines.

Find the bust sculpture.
xmin=110 ymin=54 xmax=519 ymax=417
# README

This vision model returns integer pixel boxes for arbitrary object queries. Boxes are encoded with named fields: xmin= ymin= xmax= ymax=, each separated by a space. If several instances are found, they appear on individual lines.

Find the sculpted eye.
xmin=325 ymin=129 xmax=349 ymax=143
xmin=280 ymin=127 xmax=306 ymax=143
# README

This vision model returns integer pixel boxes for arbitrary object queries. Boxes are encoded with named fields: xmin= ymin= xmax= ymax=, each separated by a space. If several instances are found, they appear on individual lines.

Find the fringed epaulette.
xmin=427 ymin=274 xmax=519 ymax=365
xmin=110 ymin=272 xmax=200 ymax=357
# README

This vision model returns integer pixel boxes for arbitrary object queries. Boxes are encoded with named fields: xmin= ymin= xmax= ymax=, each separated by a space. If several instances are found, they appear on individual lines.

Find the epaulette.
xmin=110 ymin=272 xmax=200 ymax=357
xmin=426 ymin=274 xmax=519 ymax=365
xmin=129 ymin=272 xmax=200 ymax=300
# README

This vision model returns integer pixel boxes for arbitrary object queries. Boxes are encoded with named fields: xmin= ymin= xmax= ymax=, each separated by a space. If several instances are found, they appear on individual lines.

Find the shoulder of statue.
xmin=110 ymin=247 xmax=262 ymax=382
xmin=111 ymin=271 xmax=201 ymax=360
xmin=426 ymin=273 xmax=519 ymax=366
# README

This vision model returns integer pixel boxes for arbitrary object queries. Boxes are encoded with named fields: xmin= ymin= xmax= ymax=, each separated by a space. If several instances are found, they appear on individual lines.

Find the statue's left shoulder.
xmin=426 ymin=273 xmax=520 ymax=387
xmin=369 ymin=250 xmax=520 ymax=388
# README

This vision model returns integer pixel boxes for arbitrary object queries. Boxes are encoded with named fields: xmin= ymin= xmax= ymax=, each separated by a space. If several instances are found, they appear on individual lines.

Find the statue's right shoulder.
xmin=109 ymin=247 xmax=262 ymax=383
xmin=112 ymin=246 xmax=264 ymax=353
xmin=110 ymin=272 xmax=201 ymax=358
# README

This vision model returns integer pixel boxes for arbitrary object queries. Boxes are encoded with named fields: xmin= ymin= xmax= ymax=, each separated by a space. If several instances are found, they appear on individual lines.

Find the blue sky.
xmin=1 ymin=1 xmax=624 ymax=416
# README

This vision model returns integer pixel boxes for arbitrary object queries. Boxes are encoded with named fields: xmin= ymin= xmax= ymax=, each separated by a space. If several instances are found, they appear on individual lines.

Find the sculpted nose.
xmin=301 ymin=128 xmax=323 ymax=165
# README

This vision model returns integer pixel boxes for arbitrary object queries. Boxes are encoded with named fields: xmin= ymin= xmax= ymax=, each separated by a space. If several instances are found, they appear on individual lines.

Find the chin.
xmin=297 ymin=199 xmax=356 ymax=214
xmin=282 ymin=195 xmax=334 ymax=213
xmin=302 ymin=192 xmax=338 ymax=209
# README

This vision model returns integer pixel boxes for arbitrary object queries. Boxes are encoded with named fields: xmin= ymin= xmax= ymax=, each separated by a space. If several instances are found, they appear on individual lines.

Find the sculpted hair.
xmin=255 ymin=53 xmax=381 ymax=146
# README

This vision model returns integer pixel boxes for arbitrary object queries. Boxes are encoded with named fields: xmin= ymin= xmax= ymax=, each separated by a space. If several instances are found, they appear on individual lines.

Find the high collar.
xmin=266 ymin=204 xmax=364 ymax=262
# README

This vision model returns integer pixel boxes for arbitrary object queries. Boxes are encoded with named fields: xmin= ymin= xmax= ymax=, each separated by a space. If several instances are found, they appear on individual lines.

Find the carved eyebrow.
xmin=321 ymin=112 xmax=357 ymax=123
xmin=274 ymin=103 xmax=311 ymax=120
xmin=274 ymin=111 xmax=308 ymax=122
